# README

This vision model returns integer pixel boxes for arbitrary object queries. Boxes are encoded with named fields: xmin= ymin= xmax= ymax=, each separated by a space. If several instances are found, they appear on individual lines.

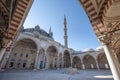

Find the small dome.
xmin=35 ymin=25 xmax=40 ymax=30
xmin=96 ymin=46 xmax=103 ymax=50
xmin=83 ymin=48 xmax=94 ymax=52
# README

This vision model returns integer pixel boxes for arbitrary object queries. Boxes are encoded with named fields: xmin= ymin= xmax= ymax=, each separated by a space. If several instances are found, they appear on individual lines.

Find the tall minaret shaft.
xmin=64 ymin=15 xmax=68 ymax=48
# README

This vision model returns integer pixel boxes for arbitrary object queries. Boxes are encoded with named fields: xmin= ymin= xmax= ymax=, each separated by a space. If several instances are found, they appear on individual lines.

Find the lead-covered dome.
xmin=22 ymin=25 xmax=54 ymax=40
xmin=83 ymin=48 xmax=94 ymax=52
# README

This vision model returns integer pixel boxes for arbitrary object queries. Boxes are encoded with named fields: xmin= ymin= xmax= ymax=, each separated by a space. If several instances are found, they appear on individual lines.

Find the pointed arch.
xmin=63 ymin=50 xmax=71 ymax=68
xmin=47 ymin=45 xmax=58 ymax=69
xmin=97 ymin=53 xmax=109 ymax=69
xmin=83 ymin=54 xmax=97 ymax=69
xmin=6 ymin=38 xmax=37 ymax=69
xmin=72 ymin=56 xmax=82 ymax=69
xmin=16 ymin=37 xmax=38 ymax=51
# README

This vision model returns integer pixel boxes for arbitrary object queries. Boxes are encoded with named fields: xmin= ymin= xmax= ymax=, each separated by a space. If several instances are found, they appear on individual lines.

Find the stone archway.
xmin=47 ymin=46 xmax=58 ymax=69
xmin=83 ymin=54 xmax=97 ymax=69
xmin=97 ymin=53 xmax=109 ymax=69
xmin=64 ymin=50 xmax=71 ymax=68
xmin=6 ymin=39 xmax=37 ymax=69
xmin=72 ymin=56 xmax=82 ymax=69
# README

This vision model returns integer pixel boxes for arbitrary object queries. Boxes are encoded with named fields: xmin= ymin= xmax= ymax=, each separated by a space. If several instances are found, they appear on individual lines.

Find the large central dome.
xmin=22 ymin=25 xmax=54 ymax=40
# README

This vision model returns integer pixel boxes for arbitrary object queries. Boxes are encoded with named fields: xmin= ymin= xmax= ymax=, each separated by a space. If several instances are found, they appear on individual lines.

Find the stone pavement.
xmin=0 ymin=69 xmax=113 ymax=80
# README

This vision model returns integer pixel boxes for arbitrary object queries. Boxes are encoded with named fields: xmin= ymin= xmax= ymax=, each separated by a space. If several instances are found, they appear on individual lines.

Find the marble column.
xmin=34 ymin=50 xmax=39 ymax=70
xmin=70 ymin=56 xmax=72 ymax=67
xmin=95 ymin=58 xmax=99 ymax=70
xmin=0 ymin=50 xmax=11 ymax=70
xmin=42 ymin=53 xmax=46 ymax=69
xmin=57 ymin=55 xmax=59 ymax=68
xmin=99 ymin=36 xmax=120 ymax=80
xmin=37 ymin=53 xmax=40 ymax=69
xmin=45 ymin=51 xmax=49 ymax=69
xmin=0 ymin=48 xmax=6 ymax=63
xmin=81 ymin=58 xmax=85 ymax=69
xmin=62 ymin=55 xmax=64 ymax=68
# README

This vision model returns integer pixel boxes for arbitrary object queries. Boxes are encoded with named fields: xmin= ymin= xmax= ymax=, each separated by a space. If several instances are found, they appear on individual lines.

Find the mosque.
xmin=0 ymin=0 xmax=120 ymax=80
xmin=1 ymin=16 xmax=110 ymax=70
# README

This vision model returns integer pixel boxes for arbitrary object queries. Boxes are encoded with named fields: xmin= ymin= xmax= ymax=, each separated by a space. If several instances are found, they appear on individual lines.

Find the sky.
xmin=23 ymin=0 xmax=101 ymax=51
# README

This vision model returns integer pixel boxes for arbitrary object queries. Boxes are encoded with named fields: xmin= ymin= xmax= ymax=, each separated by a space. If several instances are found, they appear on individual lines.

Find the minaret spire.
xmin=49 ymin=26 xmax=53 ymax=38
xmin=64 ymin=15 xmax=68 ymax=48
xmin=49 ymin=26 xmax=51 ymax=33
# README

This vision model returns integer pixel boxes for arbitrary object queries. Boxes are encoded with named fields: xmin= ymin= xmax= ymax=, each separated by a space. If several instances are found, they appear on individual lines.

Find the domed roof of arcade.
xmin=83 ymin=48 xmax=95 ymax=52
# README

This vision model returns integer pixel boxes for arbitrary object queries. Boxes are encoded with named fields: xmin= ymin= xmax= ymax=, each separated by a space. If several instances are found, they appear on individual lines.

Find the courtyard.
xmin=0 ymin=69 xmax=113 ymax=80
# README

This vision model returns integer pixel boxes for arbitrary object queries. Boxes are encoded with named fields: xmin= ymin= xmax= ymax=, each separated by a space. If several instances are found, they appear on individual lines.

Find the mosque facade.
xmin=0 ymin=0 xmax=120 ymax=80
xmin=1 ymin=24 xmax=110 ymax=70
xmin=0 ymin=15 xmax=112 ymax=70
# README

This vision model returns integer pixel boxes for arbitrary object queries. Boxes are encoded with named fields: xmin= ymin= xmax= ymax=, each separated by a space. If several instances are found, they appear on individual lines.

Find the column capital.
xmin=98 ymin=35 xmax=109 ymax=46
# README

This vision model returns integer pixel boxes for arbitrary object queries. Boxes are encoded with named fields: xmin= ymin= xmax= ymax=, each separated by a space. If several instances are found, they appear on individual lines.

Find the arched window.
xmin=23 ymin=63 xmax=26 ymax=68
xmin=9 ymin=62 xmax=14 ymax=68
xmin=26 ymin=54 xmax=28 ymax=58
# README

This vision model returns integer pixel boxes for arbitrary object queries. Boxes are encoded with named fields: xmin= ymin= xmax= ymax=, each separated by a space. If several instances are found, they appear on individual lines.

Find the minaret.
xmin=64 ymin=15 xmax=68 ymax=48
xmin=49 ymin=26 xmax=52 ymax=33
